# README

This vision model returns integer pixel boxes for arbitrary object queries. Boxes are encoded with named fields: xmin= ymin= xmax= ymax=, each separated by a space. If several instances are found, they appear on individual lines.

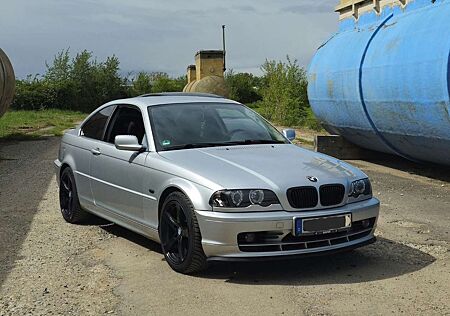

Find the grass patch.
xmin=0 ymin=109 xmax=87 ymax=140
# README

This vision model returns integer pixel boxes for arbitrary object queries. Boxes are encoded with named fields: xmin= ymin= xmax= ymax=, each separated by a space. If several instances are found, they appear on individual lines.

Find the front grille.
xmin=320 ymin=184 xmax=345 ymax=206
xmin=238 ymin=218 xmax=376 ymax=253
xmin=287 ymin=186 xmax=318 ymax=209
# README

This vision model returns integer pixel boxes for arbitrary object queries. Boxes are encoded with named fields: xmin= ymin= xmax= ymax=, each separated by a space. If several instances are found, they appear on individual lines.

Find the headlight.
xmin=349 ymin=178 xmax=372 ymax=198
xmin=210 ymin=189 xmax=279 ymax=208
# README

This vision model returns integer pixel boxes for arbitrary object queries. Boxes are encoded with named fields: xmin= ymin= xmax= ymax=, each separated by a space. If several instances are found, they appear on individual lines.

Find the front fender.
xmin=159 ymin=177 xmax=214 ymax=211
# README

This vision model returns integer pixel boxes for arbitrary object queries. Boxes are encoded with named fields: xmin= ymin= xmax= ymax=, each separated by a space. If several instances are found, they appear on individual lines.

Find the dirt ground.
xmin=0 ymin=137 xmax=449 ymax=316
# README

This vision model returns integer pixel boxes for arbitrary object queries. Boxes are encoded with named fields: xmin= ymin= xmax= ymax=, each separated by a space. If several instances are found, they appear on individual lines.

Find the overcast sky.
xmin=0 ymin=0 xmax=338 ymax=78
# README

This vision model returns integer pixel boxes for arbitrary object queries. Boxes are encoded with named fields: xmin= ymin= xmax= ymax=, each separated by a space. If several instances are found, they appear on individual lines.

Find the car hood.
xmin=158 ymin=144 xmax=366 ymax=190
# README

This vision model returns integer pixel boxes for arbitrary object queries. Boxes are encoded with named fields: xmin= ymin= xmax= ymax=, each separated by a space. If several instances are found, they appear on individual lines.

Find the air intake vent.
xmin=320 ymin=184 xmax=345 ymax=206
xmin=287 ymin=186 xmax=318 ymax=209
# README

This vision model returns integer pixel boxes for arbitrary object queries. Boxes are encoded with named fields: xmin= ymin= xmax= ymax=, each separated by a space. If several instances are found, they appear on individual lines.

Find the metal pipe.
xmin=222 ymin=25 xmax=226 ymax=72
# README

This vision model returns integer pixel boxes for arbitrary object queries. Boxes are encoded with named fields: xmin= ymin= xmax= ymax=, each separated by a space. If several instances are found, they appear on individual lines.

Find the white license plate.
xmin=294 ymin=214 xmax=352 ymax=236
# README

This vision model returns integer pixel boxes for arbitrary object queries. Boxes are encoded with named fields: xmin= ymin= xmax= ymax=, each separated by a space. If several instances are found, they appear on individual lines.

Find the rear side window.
xmin=81 ymin=106 xmax=115 ymax=140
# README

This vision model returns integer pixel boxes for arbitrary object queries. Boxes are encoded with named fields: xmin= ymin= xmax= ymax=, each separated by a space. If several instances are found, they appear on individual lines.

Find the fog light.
xmin=244 ymin=233 xmax=256 ymax=243
xmin=361 ymin=220 xmax=371 ymax=228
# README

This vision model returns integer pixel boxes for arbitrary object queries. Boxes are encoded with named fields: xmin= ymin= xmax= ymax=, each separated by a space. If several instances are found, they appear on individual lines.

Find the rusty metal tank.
xmin=0 ymin=48 xmax=15 ymax=118
xmin=308 ymin=0 xmax=450 ymax=165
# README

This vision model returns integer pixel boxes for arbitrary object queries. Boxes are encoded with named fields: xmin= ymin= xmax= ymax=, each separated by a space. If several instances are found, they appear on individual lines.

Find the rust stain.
xmin=385 ymin=37 xmax=400 ymax=51
xmin=383 ymin=21 xmax=398 ymax=29
xmin=327 ymin=80 xmax=334 ymax=98
xmin=440 ymin=101 xmax=450 ymax=123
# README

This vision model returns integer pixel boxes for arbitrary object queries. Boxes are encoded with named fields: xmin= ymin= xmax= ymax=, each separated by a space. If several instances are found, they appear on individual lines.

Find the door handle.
xmin=91 ymin=148 xmax=101 ymax=156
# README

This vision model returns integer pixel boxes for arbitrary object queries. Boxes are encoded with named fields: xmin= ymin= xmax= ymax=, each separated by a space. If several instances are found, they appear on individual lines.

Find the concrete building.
xmin=183 ymin=50 xmax=229 ymax=97
xmin=336 ymin=0 xmax=410 ymax=20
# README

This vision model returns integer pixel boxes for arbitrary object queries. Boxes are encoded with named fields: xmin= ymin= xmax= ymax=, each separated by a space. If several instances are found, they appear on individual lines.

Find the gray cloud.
xmin=232 ymin=5 xmax=258 ymax=13
xmin=0 ymin=0 xmax=339 ymax=78
xmin=281 ymin=1 xmax=335 ymax=14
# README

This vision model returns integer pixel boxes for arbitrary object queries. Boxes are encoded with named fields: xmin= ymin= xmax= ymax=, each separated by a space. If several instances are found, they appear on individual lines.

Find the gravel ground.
xmin=0 ymin=138 xmax=449 ymax=315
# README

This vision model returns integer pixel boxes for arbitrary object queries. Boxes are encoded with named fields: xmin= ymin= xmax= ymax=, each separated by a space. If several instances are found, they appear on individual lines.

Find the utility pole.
xmin=222 ymin=25 xmax=226 ymax=72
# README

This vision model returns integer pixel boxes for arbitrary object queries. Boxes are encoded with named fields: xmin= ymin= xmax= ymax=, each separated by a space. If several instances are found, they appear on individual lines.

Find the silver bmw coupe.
xmin=54 ymin=93 xmax=379 ymax=273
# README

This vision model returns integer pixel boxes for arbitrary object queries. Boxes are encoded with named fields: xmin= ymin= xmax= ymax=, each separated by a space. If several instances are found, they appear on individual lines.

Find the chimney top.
xmin=195 ymin=50 xmax=224 ymax=59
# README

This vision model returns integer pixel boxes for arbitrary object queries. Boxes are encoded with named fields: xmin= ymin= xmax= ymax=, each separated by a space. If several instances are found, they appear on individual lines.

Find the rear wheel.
xmin=159 ymin=192 xmax=207 ymax=274
xmin=59 ymin=167 xmax=89 ymax=224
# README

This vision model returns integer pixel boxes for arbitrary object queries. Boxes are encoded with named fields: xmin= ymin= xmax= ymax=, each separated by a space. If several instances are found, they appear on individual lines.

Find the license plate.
xmin=294 ymin=214 xmax=352 ymax=236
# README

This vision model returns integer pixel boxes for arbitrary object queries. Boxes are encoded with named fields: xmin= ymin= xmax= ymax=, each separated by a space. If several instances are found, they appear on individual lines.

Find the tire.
xmin=59 ymin=167 xmax=89 ymax=224
xmin=159 ymin=192 xmax=208 ymax=274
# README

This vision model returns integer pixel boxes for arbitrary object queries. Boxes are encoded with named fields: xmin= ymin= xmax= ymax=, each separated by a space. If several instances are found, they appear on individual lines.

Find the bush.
xmin=258 ymin=56 xmax=311 ymax=127
xmin=13 ymin=50 xmax=130 ymax=112
xmin=45 ymin=50 xmax=128 ymax=111
xmin=11 ymin=49 xmax=322 ymax=131
xmin=129 ymin=72 xmax=153 ymax=97
xmin=225 ymin=71 xmax=262 ymax=104
xmin=303 ymin=107 xmax=323 ymax=131
xmin=150 ymin=73 xmax=186 ymax=93
xmin=13 ymin=76 xmax=58 ymax=110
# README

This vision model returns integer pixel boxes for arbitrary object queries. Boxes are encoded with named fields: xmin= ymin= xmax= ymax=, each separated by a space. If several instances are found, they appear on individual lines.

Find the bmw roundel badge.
xmin=307 ymin=176 xmax=318 ymax=183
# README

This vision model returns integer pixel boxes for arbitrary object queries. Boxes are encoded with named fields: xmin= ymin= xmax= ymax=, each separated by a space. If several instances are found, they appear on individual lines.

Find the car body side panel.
xmin=143 ymin=152 xmax=215 ymax=230
xmin=61 ymin=133 xmax=96 ymax=208
xmin=89 ymin=141 xmax=149 ymax=223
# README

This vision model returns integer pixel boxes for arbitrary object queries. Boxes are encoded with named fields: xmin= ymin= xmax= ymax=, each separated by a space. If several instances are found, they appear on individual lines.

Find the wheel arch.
xmin=158 ymin=186 xmax=183 ymax=225
xmin=157 ymin=180 xmax=214 ymax=226
xmin=59 ymin=156 xmax=76 ymax=178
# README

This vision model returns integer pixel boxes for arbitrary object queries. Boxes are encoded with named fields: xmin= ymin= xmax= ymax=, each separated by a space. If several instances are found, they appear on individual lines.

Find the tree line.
xmin=12 ymin=49 xmax=320 ymax=129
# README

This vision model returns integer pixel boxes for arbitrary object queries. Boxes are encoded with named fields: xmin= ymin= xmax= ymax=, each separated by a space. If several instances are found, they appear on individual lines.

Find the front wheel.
xmin=159 ymin=192 xmax=207 ymax=274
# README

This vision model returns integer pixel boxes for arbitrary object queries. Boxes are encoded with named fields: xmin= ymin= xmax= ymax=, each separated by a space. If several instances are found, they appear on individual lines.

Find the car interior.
xmin=106 ymin=107 xmax=146 ymax=145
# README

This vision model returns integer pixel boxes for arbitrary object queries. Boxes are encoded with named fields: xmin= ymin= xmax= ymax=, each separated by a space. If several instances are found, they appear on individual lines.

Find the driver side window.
xmin=104 ymin=106 xmax=146 ymax=145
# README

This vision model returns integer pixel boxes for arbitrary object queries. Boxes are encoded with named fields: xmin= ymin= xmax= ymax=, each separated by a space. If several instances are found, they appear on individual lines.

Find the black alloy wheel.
xmin=159 ymin=192 xmax=207 ymax=274
xmin=59 ymin=168 xmax=87 ymax=223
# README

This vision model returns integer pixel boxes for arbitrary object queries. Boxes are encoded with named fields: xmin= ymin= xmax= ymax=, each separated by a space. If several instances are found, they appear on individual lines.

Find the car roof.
xmin=101 ymin=93 xmax=240 ymax=111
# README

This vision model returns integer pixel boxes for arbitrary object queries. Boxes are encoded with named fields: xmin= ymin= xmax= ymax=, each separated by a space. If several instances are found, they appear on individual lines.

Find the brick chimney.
xmin=195 ymin=50 xmax=225 ymax=80
xmin=187 ymin=65 xmax=196 ymax=84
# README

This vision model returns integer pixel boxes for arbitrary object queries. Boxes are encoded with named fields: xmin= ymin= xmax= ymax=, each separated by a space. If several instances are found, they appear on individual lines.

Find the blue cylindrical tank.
xmin=308 ymin=0 xmax=450 ymax=165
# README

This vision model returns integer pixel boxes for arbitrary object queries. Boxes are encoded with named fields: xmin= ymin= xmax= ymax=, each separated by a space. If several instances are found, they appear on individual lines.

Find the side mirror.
xmin=282 ymin=129 xmax=296 ymax=141
xmin=115 ymin=135 xmax=145 ymax=152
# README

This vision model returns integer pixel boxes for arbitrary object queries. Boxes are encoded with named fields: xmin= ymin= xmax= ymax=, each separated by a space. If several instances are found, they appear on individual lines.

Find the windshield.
xmin=148 ymin=102 xmax=289 ymax=151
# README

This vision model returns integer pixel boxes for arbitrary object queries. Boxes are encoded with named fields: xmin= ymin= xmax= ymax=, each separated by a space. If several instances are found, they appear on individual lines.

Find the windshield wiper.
xmin=224 ymin=139 xmax=286 ymax=145
xmin=163 ymin=143 xmax=230 ymax=151
xmin=162 ymin=140 xmax=286 ymax=151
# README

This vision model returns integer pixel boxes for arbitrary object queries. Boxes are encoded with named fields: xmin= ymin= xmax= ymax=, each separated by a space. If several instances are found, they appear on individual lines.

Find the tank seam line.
xmin=358 ymin=13 xmax=419 ymax=162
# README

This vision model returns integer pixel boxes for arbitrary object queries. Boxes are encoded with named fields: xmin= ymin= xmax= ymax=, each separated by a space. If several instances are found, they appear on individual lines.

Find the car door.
xmin=76 ymin=105 xmax=116 ymax=208
xmin=89 ymin=105 xmax=149 ymax=225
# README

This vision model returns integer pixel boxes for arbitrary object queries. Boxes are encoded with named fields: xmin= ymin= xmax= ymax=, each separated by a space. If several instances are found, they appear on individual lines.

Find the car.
xmin=54 ymin=93 xmax=380 ymax=274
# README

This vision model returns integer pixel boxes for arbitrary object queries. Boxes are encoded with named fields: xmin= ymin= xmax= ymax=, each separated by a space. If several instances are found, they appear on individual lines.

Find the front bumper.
xmin=195 ymin=197 xmax=379 ymax=259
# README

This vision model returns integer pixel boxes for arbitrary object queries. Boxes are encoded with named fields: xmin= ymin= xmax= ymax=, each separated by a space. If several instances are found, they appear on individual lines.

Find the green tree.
xmin=44 ymin=49 xmax=71 ymax=83
xmin=129 ymin=72 xmax=153 ymax=96
xmin=150 ymin=73 xmax=186 ymax=93
xmin=225 ymin=70 xmax=262 ymax=104
xmin=259 ymin=56 xmax=310 ymax=127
